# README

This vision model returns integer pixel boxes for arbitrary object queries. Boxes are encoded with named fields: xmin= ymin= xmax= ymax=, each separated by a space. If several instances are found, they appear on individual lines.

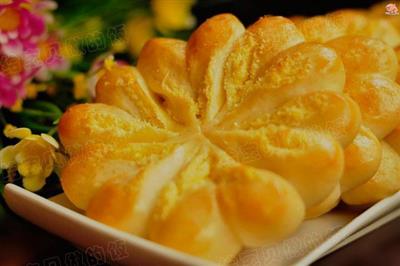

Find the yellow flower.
xmin=123 ymin=1 xmax=196 ymax=57
xmin=26 ymin=84 xmax=39 ymax=99
xmin=0 ymin=125 xmax=66 ymax=192
xmin=4 ymin=124 xmax=31 ymax=139
xmin=103 ymin=56 xmax=115 ymax=71
xmin=124 ymin=15 xmax=155 ymax=56
xmin=0 ymin=6 xmax=20 ymax=31
xmin=73 ymin=73 xmax=89 ymax=100
xmin=151 ymin=0 xmax=196 ymax=32
xmin=26 ymin=83 xmax=47 ymax=99
xmin=111 ymin=38 xmax=127 ymax=53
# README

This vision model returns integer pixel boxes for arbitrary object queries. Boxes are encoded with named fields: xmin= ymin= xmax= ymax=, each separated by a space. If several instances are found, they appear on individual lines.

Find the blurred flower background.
xmin=0 ymin=0 xmax=197 ymax=195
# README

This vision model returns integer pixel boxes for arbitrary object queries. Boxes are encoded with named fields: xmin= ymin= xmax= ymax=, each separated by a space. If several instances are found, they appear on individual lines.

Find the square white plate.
xmin=4 ymin=183 xmax=400 ymax=266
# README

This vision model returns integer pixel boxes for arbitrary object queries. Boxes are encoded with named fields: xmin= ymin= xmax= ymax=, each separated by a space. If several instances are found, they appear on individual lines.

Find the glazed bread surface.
xmin=59 ymin=7 xmax=400 ymax=263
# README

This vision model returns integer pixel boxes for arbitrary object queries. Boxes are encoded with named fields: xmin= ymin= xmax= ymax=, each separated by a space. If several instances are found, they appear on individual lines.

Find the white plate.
xmin=4 ymin=184 xmax=400 ymax=266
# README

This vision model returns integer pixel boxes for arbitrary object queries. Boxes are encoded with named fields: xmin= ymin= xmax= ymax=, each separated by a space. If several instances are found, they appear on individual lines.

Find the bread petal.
xmin=296 ymin=15 xmax=345 ymax=43
xmin=219 ymin=43 xmax=345 ymax=127
xmin=58 ymin=103 xmax=176 ymax=154
xmin=138 ymin=38 xmax=198 ymax=126
xmin=223 ymin=16 xmax=305 ymax=111
xmin=86 ymin=142 xmax=200 ymax=235
xmin=61 ymin=142 xmax=177 ymax=210
xmin=96 ymin=65 xmax=178 ymax=129
xmin=207 ymin=125 xmax=344 ymax=207
xmin=342 ymin=142 xmax=400 ymax=205
xmin=342 ymin=127 xmax=382 ymax=193
xmin=149 ymin=181 xmax=241 ymax=264
xmin=186 ymin=14 xmax=245 ymax=122
xmin=345 ymin=74 xmax=400 ymax=139
xmin=386 ymin=125 xmax=400 ymax=155
xmin=327 ymin=36 xmax=398 ymax=80
xmin=306 ymin=184 xmax=340 ymax=219
xmin=215 ymin=165 xmax=304 ymax=247
xmin=238 ymin=91 xmax=361 ymax=147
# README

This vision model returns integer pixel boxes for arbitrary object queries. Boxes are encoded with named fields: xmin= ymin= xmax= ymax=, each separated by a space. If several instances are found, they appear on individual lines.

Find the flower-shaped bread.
xmin=58 ymin=14 xmax=396 ymax=263
xmin=293 ymin=10 xmax=400 ymax=206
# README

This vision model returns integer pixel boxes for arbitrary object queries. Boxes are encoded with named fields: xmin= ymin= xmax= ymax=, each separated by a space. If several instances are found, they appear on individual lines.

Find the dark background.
xmin=194 ymin=0 xmax=384 ymax=25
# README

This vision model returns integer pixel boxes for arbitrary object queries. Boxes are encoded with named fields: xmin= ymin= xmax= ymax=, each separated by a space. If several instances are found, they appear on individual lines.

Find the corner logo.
xmin=386 ymin=3 xmax=399 ymax=15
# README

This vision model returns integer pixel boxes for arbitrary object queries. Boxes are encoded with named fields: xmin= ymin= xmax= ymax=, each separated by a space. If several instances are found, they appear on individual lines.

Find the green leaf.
xmin=19 ymin=108 xmax=61 ymax=120
xmin=18 ymin=118 xmax=53 ymax=132
xmin=0 ymin=109 xmax=7 ymax=126
xmin=53 ymin=118 xmax=60 ymax=125
xmin=47 ymin=127 xmax=58 ymax=136
xmin=28 ymin=101 xmax=63 ymax=116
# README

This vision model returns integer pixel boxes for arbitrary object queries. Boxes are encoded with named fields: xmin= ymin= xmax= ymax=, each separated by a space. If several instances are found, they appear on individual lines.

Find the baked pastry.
xmin=58 ymin=12 xmax=400 ymax=263
xmin=293 ymin=9 xmax=400 ymax=47
xmin=368 ymin=2 xmax=400 ymax=163
xmin=369 ymin=1 xmax=400 ymax=43
xmin=293 ymin=9 xmax=400 ymax=206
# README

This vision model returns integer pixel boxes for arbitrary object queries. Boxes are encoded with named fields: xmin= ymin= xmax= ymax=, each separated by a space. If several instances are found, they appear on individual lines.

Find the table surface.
xmin=1 ymin=197 xmax=400 ymax=266
xmin=0 ymin=198 xmax=107 ymax=266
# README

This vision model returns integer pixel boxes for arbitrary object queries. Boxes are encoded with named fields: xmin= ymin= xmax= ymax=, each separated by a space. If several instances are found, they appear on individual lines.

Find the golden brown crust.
xmin=364 ymin=18 xmax=400 ymax=47
xmin=223 ymin=16 xmax=305 ymax=111
xmin=58 ymin=103 xmax=176 ymax=155
xmin=57 ymin=10 xmax=400 ymax=262
xmin=290 ymin=15 xmax=306 ymax=25
xmin=149 ymin=182 xmax=242 ymax=264
xmin=218 ymin=42 xmax=346 ymax=128
xmin=86 ymin=178 xmax=139 ymax=232
xmin=86 ymin=142 xmax=200 ymax=235
xmin=386 ymin=125 xmax=400 ymax=155
xmin=327 ymin=9 xmax=368 ymax=36
xmin=96 ymin=65 xmax=178 ymax=130
xmin=327 ymin=36 xmax=398 ymax=80
xmin=306 ymin=184 xmax=340 ymax=219
xmin=215 ymin=166 xmax=304 ymax=247
xmin=342 ymin=142 xmax=400 ymax=205
xmin=298 ymin=9 xmax=400 ymax=47
xmin=237 ymin=91 xmax=361 ymax=148
xmin=395 ymin=46 xmax=400 ymax=84
xmin=369 ymin=2 xmax=400 ymax=46
xmin=186 ymin=14 xmax=245 ymax=122
xmin=296 ymin=15 xmax=344 ymax=43
xmin=342 ymin=127 xmax=382 ymax=193
xmin=207 ymin=125 xmax=344 ymax=208
xmin=137 ymin=38 xmax=198 ymax=126
xmin=61 ymin=142 xmax=177 ymax=210
xmin=345 ymin=74 xmax=400 ymax=139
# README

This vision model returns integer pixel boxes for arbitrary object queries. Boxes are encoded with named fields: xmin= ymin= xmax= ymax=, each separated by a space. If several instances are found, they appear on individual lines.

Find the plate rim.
xmin=4 ymin=183 xmax=217 ymax=266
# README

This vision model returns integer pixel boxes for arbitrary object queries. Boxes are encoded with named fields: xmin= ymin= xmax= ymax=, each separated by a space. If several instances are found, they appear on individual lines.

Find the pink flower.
xmin=0 ymin=0 xmax=63 ymax=108
xmin=34 ymin=36 xmax=70 ymax=81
